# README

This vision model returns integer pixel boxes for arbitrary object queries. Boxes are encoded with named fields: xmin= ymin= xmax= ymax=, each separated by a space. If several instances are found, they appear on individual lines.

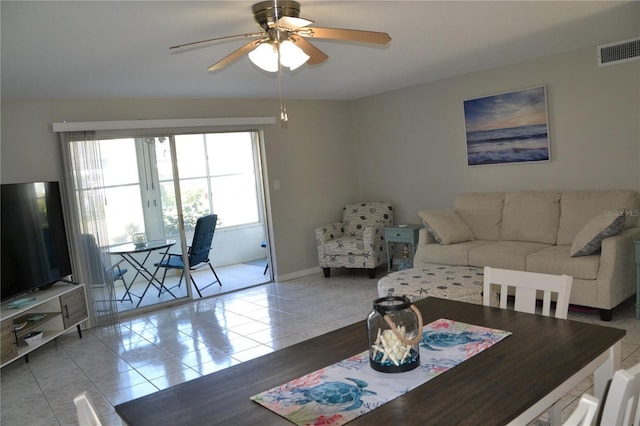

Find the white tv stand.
xmin=0 ymin=282 xmax=88 ymax=368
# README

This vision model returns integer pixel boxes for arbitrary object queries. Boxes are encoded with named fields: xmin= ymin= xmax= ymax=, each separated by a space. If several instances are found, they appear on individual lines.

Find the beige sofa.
xmin=414 ymin=190 xmax=640 ymax=320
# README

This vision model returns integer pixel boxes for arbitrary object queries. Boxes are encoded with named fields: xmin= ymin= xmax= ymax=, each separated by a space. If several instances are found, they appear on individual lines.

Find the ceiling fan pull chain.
xmin=280 ymin=103 xmax=288 ymax=124
xmin=277 ymin=47 xmax=289 ymax=125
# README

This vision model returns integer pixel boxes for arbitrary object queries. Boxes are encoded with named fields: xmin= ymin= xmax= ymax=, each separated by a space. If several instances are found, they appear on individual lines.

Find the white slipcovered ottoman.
xmin=377 ymin=264 xmax=497 ymax=305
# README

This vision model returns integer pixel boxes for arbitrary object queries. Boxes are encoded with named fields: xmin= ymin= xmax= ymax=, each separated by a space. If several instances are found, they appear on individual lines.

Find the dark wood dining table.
xmin=115 ymin=297 xmax=625 ymax=425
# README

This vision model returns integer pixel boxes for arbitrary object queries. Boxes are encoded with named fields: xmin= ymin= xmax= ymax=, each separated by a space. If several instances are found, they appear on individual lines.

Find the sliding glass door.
xmin=70 ymin=130 xmax=270 ymax=315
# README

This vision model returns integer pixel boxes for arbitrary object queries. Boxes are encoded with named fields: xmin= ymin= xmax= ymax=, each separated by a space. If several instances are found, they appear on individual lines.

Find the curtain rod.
xmin=52 ymin=117 xmax=276 ymax=132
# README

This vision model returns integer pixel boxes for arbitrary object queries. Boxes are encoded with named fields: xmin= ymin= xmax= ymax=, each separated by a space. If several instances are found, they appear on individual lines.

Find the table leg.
xmin=118 ymin=250 xmax=178 ymax=308
xmin=121 ymin=251 xmax=151 ymax=289
xmin=136 ymin=271 xmax=177 ymax=307
xmin=154 ymin=247 xmax=175 ymax=297
xmin=548 ymin=403 xmax=561 ymax=426
xmin=119 ymin=275 xmax=135 ymax=303
xmin=116 ymin=254 xmax=143 ymax=303
xmin=135 ymin=275 xmax=155 ymax=308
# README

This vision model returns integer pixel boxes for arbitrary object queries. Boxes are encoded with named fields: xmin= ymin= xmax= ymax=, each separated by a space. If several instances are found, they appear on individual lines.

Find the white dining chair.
xmin=73 ymin=391 xmax=102 ymax=426
xmin=563 ymin=394 xmax=599 ymax=426
xmin=482 ymin=266 xmax=573 ymax=319
xmin=628 ymin=362 xmax=640 ymax=426
xmin=600 ymin=364 xmax=640 ymax=426
xmin=483 ymin=266 xmax=573 ymax=425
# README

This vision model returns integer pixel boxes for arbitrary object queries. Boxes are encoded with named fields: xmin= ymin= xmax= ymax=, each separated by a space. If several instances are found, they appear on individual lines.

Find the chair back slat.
xmin=541 ymin=291 xmax=553 ymax=317
xmin=513 ymin=286 xmax=538 ymax=315
xmin=601 ymin=367 xmax=640 ymax=426
xmin=188 ymin=214 xmax=217 ymax=266
xmin=483 ymin=267 xmax=573 ymax=319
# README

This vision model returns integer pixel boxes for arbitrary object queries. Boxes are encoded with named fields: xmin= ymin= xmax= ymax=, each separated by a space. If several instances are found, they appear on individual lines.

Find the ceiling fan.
xmin=170 ymin=0 xmax=392 ymax=72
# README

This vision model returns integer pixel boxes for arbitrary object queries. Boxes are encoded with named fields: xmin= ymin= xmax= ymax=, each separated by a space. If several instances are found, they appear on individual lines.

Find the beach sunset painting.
xmin=463 ymin=86 xmax=550 ymax=166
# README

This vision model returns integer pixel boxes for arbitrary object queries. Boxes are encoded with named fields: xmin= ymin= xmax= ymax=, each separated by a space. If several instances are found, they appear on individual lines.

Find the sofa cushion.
xmin=417 ymin=209 xmax=474 ymax=245
xmin=570 ymin=213 xmax=625 ymax=257
xmin=469 ymin=241 xmax=551 ymax=270
xmin=557 ymin=190 xmax=638 ymax=245
xmin=417 ymin=240 xmax=494 ymax=265
xmin=527 ymin=245 xmax=600 ymax=280
xmin=454 ymin=192 xmax=504 ymax=241
xmin=499 ymin=191 xmax=560 ymax=244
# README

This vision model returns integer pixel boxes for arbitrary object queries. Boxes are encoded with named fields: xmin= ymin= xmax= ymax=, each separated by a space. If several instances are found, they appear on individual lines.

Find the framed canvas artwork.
xmin=463 ymin=86 xmax=550 ymax=166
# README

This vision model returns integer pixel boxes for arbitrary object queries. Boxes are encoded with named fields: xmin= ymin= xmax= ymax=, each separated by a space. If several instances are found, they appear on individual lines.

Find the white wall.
xmin=351 ymin=46 xmax=640 ymax=225
xmin=209 ymin=225 xmax=265 ymax=266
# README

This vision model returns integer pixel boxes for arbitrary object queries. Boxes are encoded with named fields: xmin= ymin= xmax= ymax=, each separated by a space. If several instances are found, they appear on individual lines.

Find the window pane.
xmin=104 ymin=186 xmax=144 ymax=244
xmin=205 ymin=132 xmax=259 ymax=228
xmin=174 ymin=134 xmax=207 ymax=179
xmin=159 ymin=181 xmax=178 ymax=238
xmin=210 ymin=175 xmax=259 ymax=227
xmin=98 ymin=138 xmax=145 ymax=245
xmin=154 ymin=138 xmax=174 ymax=181
xmin=206 ymin=133 xmax=254 ymax=175
xmin=162 ymin=178 xmax=210 ymax=236
xmin=100 ymin=139 xmax=139 ymax=186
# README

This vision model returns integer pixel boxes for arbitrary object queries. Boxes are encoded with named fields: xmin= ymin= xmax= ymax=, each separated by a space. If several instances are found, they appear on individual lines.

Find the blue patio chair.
xmin=155 ymin=214 xmax=222 ymax=297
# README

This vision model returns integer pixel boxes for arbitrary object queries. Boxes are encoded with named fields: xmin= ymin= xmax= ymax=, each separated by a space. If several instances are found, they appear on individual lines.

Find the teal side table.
xmin=384 ymin=224 xmax=423 ymax=272
xmin=635 ymin=241 xmax=640 ymax=320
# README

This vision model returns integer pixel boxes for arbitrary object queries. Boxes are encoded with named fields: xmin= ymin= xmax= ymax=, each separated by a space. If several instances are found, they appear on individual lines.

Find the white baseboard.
xmin=276 ymin=266 xmax=322 ymax=282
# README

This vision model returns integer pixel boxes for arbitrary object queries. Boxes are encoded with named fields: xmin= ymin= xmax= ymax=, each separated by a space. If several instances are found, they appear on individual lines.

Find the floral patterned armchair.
xmin=315 ymin=202 xmax=393 ymax=278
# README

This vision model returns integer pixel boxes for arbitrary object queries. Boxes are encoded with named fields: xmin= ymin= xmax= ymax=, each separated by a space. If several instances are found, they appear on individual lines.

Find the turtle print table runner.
xmin=250 ymin=318 xmax=511 ymax=425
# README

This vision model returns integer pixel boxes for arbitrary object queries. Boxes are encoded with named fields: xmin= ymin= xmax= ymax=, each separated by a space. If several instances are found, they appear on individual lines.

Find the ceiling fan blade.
xmin=299 ymin=27 xmax=391 ymax=44
xmin=208 ymin=39 xmax=263 ymax=71
xmin=170 ymin=32 xmax=264 ymax=50
xmin=290 ymin=35 xmax=328 ymax=65
xmin=275 ymin=16 xmax=313 ymax=31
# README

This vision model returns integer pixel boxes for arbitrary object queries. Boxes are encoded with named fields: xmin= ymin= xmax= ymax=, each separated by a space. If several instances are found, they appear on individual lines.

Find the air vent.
xmin=597 ymin=37 xmax=640 ymax=66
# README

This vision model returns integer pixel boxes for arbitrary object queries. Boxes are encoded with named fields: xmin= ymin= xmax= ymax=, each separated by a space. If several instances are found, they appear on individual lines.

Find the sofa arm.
xmin=417 ymin=227 xmax=438 ymax=246
xmin=597 ymin=226 xmax=640 ymax=307
xmin=315 ymin=222 xmax=345 ymax=245
xmin=413 ymin=228 xmax=438 ymax=268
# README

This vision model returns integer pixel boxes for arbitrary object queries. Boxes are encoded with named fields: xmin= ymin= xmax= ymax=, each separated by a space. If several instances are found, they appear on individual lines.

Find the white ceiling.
xmin=2 ymin=1 xmax=639 ymax=101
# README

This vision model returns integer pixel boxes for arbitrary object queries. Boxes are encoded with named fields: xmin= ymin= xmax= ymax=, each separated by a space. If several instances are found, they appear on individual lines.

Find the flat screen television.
xmin=1 ymin=181 xmax=73 ymax=302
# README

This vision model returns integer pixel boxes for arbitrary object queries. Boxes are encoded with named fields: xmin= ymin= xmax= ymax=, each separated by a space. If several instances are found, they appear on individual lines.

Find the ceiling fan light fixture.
xmin=248 ymin=39 xmax=309 ymax=72
xmin=248 ymin=43 xmax=279 ymax=72
xmin=279 ymin=40 xmax=309 ymax=70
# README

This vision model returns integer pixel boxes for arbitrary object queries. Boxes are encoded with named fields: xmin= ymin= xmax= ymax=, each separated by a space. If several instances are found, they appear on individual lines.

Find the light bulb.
xmin=248 ymin=43 xmax=279 ymax=72
xmin=279 ymin=40 xmax=309 ymax=71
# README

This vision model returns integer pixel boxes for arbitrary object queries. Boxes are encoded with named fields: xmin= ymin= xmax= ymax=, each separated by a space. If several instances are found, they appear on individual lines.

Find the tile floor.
xmin=114 ymin=261 xmax=271 ymax=314
xmin=1 ymin=269 xmax=640 ymax=426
